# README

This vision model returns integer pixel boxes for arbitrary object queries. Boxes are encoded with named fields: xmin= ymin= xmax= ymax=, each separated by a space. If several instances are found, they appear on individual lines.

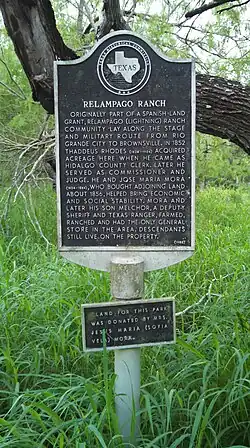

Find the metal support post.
xmin=110 ymin=256 xmax=144 ymax=446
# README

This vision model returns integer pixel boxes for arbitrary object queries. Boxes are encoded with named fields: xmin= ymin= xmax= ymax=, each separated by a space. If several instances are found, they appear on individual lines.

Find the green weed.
xmin=0 ymin=185 xmax=249 ymax=446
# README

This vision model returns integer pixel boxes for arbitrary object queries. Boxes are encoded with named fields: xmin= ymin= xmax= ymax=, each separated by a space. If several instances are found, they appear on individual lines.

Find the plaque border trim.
xmin=81 ymin=297 xmax=176 ymax=352
xmin=54 ymin=30 xmax=196 ymax=271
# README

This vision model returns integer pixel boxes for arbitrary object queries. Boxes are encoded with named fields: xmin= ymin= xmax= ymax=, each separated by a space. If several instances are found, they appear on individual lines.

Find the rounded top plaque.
xmin=54 ymin=31 xmax=195 ymax=272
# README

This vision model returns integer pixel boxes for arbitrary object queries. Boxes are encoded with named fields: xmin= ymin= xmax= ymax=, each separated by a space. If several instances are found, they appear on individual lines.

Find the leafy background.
xmin=0 ymin=1 xmax=249 ymax=446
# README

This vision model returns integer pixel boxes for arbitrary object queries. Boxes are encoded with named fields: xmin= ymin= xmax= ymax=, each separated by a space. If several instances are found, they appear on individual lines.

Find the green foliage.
xmin=0 ymin=0 xmax=250 ymax=191
xmin=196 ymin=133 xmax=250 ymax=187
xmin=202 ymin=4 xmax=250 ymax=81
xmin=51 ymin=0 xmax=96 ymax=55
xmin=0 ymin=38 xmax=45 ymax=142
xmin=132 ymin=0 xmax=250 ymax=80
xmin=0 ymin=4 xmax=249 ymax=444
xmin=0 ymin=185 xmax=249 ymax=446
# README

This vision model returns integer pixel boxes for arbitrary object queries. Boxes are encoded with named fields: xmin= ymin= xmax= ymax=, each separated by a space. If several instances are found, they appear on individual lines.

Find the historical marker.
xmin=82 ymin=298 xmax=175 ymax=351
xmin=54 ymin=31 xmax=195 ymax=271
xmin=54 ymin=32 xmax=196 ymax=443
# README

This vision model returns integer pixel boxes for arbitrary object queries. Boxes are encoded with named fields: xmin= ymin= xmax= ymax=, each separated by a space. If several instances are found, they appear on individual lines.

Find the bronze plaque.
xmin=82 ymin=298 xmax=175 ymax=351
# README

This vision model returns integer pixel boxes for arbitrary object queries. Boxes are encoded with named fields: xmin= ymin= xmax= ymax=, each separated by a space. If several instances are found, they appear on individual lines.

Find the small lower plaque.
xmin=82 ymin=298 xmax=175 ymax=351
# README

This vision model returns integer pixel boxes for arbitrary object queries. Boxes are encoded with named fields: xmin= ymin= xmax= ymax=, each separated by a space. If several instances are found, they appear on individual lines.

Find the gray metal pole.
xmin=110 ymin=256 xmax=144 ymax=446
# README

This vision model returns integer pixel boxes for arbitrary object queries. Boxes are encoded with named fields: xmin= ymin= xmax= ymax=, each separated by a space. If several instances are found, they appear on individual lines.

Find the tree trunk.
xmin=0 ymin=0 xmax=77 ymax=114
xmin=77 ymin=0 xmax=85 ymax=35
xmin=1 ymin=0 xmax=250 ymax=154
xmin=97 ymin=0 xmax=130 ymax=39
xmin=196 ymin=74 xmax=250 ymax=154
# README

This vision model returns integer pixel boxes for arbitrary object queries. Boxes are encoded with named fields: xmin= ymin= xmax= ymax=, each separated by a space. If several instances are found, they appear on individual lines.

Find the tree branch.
xmin=97 ymin=0 xmax=130 ymax=39
xmin=0 ymin=54 xmax=27 ymax=99
xmin=218 ymin=0 xmax=250 ymax=13
xmin=185 ymin=0 xmax=238 ymax=18
xmin=1 ymin=0 xmax=250 ymax=154
xmin=196 ymin=74 xmax=250 ymax=155
xmin=0 ymin=80 xmax=26 ymax=100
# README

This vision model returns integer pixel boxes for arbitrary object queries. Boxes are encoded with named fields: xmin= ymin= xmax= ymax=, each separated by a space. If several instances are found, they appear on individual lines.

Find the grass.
xmin=0 ymin=184 xmax=249 ymax=447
